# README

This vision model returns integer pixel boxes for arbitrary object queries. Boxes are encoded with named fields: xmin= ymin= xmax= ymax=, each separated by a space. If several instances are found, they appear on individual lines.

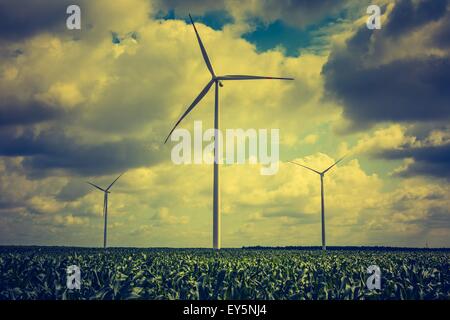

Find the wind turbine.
xmin=87 ymin=173 xmax=124 ymax=249
xmin=164 ymin=14 xmax=294 ymax=250
xmin=289 ymin=156 xmax=346 ymax=251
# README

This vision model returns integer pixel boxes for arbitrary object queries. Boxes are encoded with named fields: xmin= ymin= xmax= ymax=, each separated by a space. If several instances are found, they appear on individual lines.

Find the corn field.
xmin=0 ymin=247 xmax=448 ymax=300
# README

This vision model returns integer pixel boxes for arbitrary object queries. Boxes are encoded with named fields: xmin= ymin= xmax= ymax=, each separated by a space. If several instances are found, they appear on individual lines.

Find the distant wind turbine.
xmin=289 ymin=156 xmax=346 ymax=251
xmin=87 ymin=173 xmax=124 ymax=249
xmin=164 ymin=14 xmax=294 ymax=250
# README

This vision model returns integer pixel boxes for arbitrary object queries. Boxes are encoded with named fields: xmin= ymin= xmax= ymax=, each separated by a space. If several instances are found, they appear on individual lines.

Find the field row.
xmin=0 ymin=248 xmax=449 ymax=300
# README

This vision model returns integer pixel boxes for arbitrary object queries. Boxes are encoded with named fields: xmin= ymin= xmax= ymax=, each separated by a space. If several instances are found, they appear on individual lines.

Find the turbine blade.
xmin=219 ymin=75 xmax=294 ymax=81
xmin=322 ymin=155 xmax=346 ymax=174
xmin=87 ymin=182 xmax=106 ymax=192
xmin=164 ymin=79 xmax=214 ymax=144
xmin=189 ymin=14 xmax=215 ymax=77
xmin=289 ymin=161 xmax=321 ymax=175
xmin=106 ymin=172 xmax=124 ymax=191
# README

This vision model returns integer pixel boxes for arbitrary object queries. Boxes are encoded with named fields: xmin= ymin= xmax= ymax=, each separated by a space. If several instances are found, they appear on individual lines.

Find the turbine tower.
xmin=289 ymin=156 xmax=346 ymax=250
xmin=165 ymin=14 xmax=294 ymax=249
xmin=87 ymin=173 xmax=124 ymax=249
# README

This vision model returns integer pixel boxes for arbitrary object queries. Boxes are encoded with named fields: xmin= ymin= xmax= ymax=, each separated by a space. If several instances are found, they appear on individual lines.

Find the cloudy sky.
xmin=0 ymin=0 xmax=449 ymax=248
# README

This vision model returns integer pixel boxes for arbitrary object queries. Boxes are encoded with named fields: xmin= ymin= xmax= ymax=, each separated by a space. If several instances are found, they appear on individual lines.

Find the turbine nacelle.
xmin=212 ymin=77 xmax=224 ymax=87
xmin=289 ymin=155 xmax=347 ymax=177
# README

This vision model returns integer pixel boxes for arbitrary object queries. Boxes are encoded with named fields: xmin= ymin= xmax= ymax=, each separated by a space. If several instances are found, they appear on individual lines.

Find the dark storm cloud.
xmin=0 ymin=99 xmax=63 ymax=126
xmin=0 ymin=200 xmax=23 ymax=210
xmin=0 ymin=0 xmax=79 ymax=41
xmin=384 ymin=0 xmax=447 ymax=37
xmin=323 ymin=0 xmax=450 ymax=130
xmin=432 ymin=18 xmax=450 ymax=48
xmin=324 ymin=54 xmax=450 ymax=126
xmin=365 ymin=124 xmax=450 ymax=178
xmin=0 ymin=128 xmax=164 ymax=176
xmin=382 ymin=144 xmax=450 ymax=178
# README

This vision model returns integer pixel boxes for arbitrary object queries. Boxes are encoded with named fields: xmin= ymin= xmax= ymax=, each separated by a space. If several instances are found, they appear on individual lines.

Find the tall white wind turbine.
xmin=289 ymin=156 xmax=346 ymax=250
xmin=87 ymin=173 xmax=124 ymax=249
xmin=165 ymin=14 xmax=294 ymax=249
